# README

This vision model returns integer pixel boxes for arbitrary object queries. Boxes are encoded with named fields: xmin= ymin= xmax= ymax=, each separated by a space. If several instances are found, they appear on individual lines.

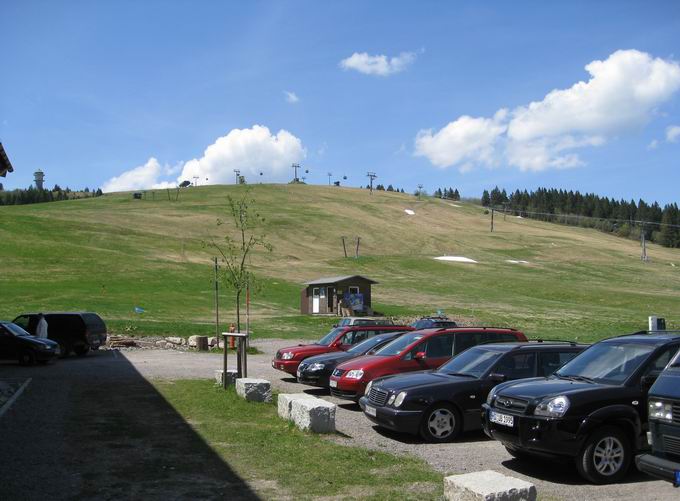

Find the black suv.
xmin=12 ymin=312 xmax=107 ymax=357
xmin=297 ymin=331 xmax=409 ymax=388
xmin=0 ymin=321 xmax=60 ymax=365
xmin=636 ymin=348 xmax=680 ymax=487
xmin=482 ymin=332 xmax=680 ymax=484
xmin=360 ymin=341 xmax=586 ymax=442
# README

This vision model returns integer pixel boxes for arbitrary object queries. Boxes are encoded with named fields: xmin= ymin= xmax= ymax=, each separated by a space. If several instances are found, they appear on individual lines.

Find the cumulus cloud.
xmin=102 ymin=158 xmax=174 ymax=193
xmin=666 ymin=125 xmax=680 ymax=143
xmin=284 ymin=90 xmax=299 ymax=103
xmin=339 ymin=51 xmax=416 ymax=76
xmin=102 ymin=125 xmax=306 ymax=192
xmin=415 ymin=49 xmax=680 ymax=172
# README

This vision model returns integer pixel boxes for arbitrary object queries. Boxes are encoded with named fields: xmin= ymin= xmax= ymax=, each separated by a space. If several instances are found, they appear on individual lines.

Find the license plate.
xmin=330 ymin=380 xmax=337 ymax=388
xmin=365 ymin=405 xmax=377 ymax=417
xmin=490 ymin=411 xmax=514 ymax=427
xmin=675 ymin=470 xmax=680 ymax=486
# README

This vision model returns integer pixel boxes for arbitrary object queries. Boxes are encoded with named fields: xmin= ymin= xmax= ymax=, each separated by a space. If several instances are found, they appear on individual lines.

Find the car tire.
xmin=419 ymin=403 xmax=462 ymax=442
xmin=505 ymin=446 xmax=535 ymax=462
xmin=38 ymin=359 xmax=51 ymax=365
xmin=18 ymin=350 xmax=36 ymax=366
xmin=576 ymin=426 xmax=631 ymax=484
xmin=74 ymin=345 xmax=90 ymax=357
xmin=58 ymin=341 xmax=70 ymax=358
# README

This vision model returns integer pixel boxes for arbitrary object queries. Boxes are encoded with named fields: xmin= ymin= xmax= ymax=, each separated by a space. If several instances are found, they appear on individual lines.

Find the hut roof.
xmin=304 ymin=275 xmax=378 ymax=286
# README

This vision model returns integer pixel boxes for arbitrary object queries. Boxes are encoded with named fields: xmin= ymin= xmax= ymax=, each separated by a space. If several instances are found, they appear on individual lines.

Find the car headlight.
xmin=387 ymin=394 xmax=396 ymax=405
xmin=364 ymin=380 xmax=373 ymax=396
xmin=533 ymin=395 xmax=570 ymax=417
xmin=308 ymin=362 xmax=325 ymax=371
xmin=393 ymin=391 xmax=407 ymax=408
xmin=487 ymin=386 xmax=500 ymax=405
xmin=346 ymin=369 xmax=364 ymax=380
xmin=649 ymin=399 xmax=673 ymax=422
xmin=281 ymin=352 xmax=294 ymax=360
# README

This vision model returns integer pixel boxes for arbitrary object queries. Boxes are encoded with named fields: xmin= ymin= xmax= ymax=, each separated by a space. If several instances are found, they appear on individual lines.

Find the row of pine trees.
xmin=0 ymin=185 xmax=103 ymax=206
xmin=481 ymin=186 xmax=680 ymax=249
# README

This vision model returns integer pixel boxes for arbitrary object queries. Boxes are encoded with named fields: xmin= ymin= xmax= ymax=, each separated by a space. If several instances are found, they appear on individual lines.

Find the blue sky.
xmin=1 ymin=1 xmax=680 ymax=203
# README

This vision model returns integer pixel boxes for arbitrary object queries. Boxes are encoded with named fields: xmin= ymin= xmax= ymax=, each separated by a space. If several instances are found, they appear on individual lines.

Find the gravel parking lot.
xmin=3 ymin=343 xmax=678 ymax=500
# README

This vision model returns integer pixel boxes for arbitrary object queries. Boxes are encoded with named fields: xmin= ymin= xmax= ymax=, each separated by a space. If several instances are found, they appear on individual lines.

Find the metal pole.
xmin=222 ymin=333 xmax=228 ymax=389
xmin=245 ymin=283 xmax=250 ymax=377
xmin=214 ymin=257 xmax=220 ymax=340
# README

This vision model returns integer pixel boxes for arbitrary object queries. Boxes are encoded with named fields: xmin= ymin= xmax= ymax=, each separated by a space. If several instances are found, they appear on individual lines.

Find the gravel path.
xmin=3 ymin=343 xmax=677 ymax=500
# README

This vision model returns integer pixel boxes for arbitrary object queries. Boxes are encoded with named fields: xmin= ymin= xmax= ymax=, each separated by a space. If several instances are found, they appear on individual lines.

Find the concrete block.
xmin=235 ymin=378 xmax=272 ymax=403
xmin=444 ymin=470 xmax=536 ymax=501
xmin=188 ymin=335 xmax=200 ymax=347
xmin=214 ymin=369 xmax=238 ymax=386
xmin=291 ymin=397 xmax=336 ymax=433
xmin=208 ymin=337 xmax=218 ymax=347
xmin=277 ymin=393 xmax=317 ymax=420
xmin=166 ymin=336 xmax=184 ymax=345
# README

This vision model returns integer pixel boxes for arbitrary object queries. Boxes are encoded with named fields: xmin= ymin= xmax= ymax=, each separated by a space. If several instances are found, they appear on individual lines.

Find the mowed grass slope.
xmin=1 ymin=184 xmax=679 ymax=342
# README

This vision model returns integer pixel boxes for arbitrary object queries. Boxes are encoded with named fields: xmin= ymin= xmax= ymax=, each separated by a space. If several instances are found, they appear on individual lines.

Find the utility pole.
xmin=641 ymin=223 xmax=648 ymax=262
xmin=490 ymin=208 xmax=495 ymax=232
xmin=417 ymin=184 xmax=424 ymax=200
xmin=292 ymin=163 xmax=300 ymax=182
xmin=327 ymin=172 xmax=332 ymax=186
xmin=233 ymin=169 xmax=240 ymax=185
xmin=367 ymin=172 xmax=377 ymax=194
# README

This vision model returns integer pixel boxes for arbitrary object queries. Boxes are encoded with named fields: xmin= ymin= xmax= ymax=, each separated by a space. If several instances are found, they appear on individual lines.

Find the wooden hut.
xmin=300 ymin=275 xmax=377 ymax=315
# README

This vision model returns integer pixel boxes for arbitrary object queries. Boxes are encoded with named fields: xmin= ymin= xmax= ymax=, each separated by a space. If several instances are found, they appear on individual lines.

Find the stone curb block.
xmin=444 ymin=470 xmax=536 ymax=501
xmin=214 ymin=369 xmax=238 ymax=386
xmin=277 ymin=393 xmax=318 ymax=420
xmin=290 ymin=397 xmax=336 ymax=434
xmin=235 ymin=378 xmax=272 ymax=403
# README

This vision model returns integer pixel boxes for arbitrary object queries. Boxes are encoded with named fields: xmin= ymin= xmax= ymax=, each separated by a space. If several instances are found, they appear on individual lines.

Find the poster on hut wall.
xmin=345 ymin=293 xmax=364 ymax=312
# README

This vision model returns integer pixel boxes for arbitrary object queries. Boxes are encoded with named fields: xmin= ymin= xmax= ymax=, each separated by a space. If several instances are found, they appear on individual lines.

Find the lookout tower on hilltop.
xmin=34 ymin=169 xmax=45 ymax=190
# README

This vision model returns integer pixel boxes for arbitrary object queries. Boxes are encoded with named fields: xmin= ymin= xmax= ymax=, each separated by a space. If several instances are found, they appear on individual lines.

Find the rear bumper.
xmin=481 ymin=404 xmax=583 ymax=459
xmin=636 ymin=453 xmax=680 ymax=486
xmin=271 ymin=359 xmax=299 ymax=375
xmin=359 ymin=396 xmax=422 ymax=434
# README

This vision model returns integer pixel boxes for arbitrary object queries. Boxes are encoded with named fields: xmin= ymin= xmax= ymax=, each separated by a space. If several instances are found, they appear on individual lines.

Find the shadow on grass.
xmin=0 ymin=352 xmax=260 ymax=500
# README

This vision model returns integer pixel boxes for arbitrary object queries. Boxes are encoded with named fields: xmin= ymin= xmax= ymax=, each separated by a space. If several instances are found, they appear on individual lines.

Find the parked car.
xmin=636 ymin=348 xmax=680 ymax=487
xmin=336 ymin=317 xmax=394 ymax=327
xmin=297 ymin=331 xmax=409 ymax=388
xmin=360 ymin=341 xmax=586 ymax=442
xmin=410 ymin=316 xmax=458 ymax=329
xmin=329 ymin=327 xmax=527 ymax=402
xmin=12 ymin=312 xmax=107 ymax=357
xmin=272 ymin=325 xmax=413 ymax=376
xmin=0 ymin=321 xmax=60 ymax=365
xmin=482 ymin=331 xmax=680 ymax=484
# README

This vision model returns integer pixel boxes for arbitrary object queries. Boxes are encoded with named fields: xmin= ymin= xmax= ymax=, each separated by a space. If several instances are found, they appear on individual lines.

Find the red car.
xmin=329 ymin=327 xmax=527 ymax=401
xmin=272 ymin=325 xmax=413 ymax=376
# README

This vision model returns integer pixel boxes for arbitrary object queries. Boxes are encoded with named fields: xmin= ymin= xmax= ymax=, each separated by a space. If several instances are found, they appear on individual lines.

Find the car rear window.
xmin=82 ymin=313 xmax=106 ymax=333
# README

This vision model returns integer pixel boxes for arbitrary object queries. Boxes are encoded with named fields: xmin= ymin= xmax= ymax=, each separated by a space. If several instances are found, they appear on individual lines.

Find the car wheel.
xmin=18 ymin=350 xmax=36 ymax=366
xmin=74 ymin=345 xmax=90 ymax=357
xmin=576 ymin=426 xmax=631 ymax=484
xmin=505 ymin=446 xmax=535 ymax=462
xmin=419 ymin=403 xmax=462 ymax=442
xmin=58 ymin=341 xmax=70 ymax=358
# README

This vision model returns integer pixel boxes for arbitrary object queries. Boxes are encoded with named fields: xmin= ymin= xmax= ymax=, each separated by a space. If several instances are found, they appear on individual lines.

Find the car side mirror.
xmin=641 ymin=374 xmax=658 ymax=388
xmin=488 ymin=373 xmax=506 ymax=383
xmin=414 ymin=351 xmax=427 ymax=361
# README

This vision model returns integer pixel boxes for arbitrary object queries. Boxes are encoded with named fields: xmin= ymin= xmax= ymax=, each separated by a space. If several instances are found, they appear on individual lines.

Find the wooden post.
xmin=341 ymin=236 xmax=348 ymax=258
xmin=491 ymin=209 xmax=494 ymax=233
xmin=196 ymin=336 xmax=208 ymax=351
xmin=355 ymin=236 xmax=361 ymax=259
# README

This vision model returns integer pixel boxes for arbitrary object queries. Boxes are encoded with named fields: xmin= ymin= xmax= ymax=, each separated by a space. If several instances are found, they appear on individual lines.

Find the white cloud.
xmin=414 ymin=110 xmax=507 ymax=171
xmin=339 ymin=51 xmax=416 ymax=76
xmin=666 ymin=125 xmax=680 ymax=142
xmin=284 ymin=91 xmax=299 ymax=104
xmin=648 ymin=139 xmax=659 ymax=150
xmin=415 ymin=49 xmax=680 ymax=171
xmin=102 ymin=158 xmax=174 ymax=193
xmin=102 ymin=125 xmax=306 ymax=193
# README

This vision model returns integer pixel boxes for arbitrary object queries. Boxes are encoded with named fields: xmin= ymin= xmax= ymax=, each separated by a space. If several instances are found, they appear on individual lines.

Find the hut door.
xmin=327 ymin=287 xmax=335 ymax=313
xmin=312 ymin=288 xmax=320 ymax=313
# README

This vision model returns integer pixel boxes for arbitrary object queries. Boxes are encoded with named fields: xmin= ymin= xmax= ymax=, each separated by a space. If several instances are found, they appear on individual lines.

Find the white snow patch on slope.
xmin=434 ymin=256 xmax=478 ymax=263
xmin=506 ymin=259 xmax=530 ymax=264
xmin=404 ymin=209 xmax=415 ymax=215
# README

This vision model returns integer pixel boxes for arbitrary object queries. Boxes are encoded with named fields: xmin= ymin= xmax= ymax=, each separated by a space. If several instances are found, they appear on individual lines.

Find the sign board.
xmin=222 ymin=332 xmax=249 ymax=338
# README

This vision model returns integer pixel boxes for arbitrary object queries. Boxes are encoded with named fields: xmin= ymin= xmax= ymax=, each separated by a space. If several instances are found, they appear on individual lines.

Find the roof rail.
xmin=528 ymin=338 xmax=580 ymax=346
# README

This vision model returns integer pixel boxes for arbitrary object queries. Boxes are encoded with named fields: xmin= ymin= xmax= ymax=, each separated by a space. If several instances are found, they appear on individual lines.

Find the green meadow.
xmin=1 ymin=183 xmax=679 ymax=342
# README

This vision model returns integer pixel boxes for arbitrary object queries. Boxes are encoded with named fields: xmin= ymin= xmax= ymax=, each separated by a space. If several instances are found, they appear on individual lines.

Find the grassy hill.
xmin=1 ymin=183 xmax=679 ymax=342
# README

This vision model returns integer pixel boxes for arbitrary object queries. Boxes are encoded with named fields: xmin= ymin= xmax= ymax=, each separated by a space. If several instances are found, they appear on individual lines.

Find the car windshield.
xmin=374 ymin=332 xmax=424 ymax=356
xmin=555 ymin=342 xmax=657 ymax=385
xmin=348 ymin=335 xmax=393 ymax=354
xmin=3 ymin=323 xmax=30 ymax=337
xmin=317 ymin=327 xmax=345 ymax=346
xmin=337 ymin=319 xmax=352 ymax=327
xmin=437 ymin=346 xmax=505 ymax=378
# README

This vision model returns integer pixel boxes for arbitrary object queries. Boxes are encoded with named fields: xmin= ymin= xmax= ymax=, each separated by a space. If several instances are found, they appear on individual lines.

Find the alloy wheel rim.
xmin=593 ymin=436 xmax=624 ymax=476
xmin=428 ymin=409 xmax=454 ymax=438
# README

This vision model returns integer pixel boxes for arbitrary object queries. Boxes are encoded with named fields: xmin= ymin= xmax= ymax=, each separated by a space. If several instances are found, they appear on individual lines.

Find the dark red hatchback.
xmin=272 ymin=325 xmax=413 ymax=376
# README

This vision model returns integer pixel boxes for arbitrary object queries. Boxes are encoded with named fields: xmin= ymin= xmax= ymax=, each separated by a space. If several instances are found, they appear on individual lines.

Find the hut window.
xmin=349 ymin=286 xmax=359 ymax=294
